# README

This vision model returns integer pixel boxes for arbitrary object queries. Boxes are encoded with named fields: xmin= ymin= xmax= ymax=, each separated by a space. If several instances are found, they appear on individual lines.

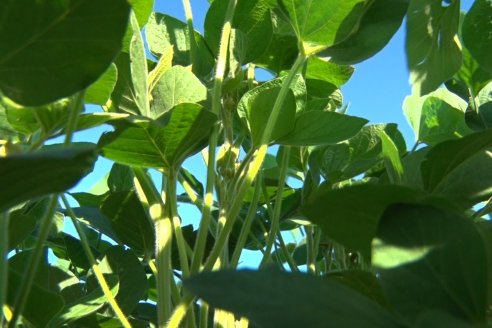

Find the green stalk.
xmin=166 ymin=294 xmax=195 ymax=328
xmin=277 ymin=232 xmax=299 ymax=273
xmin=199 ymin=302 xmax=209 ymax=328
xmin=61 ymin=195 xmax=131 ymax=327
xmin=0 ymin=211 xmax=9 ymax=327
xmin=230 ymin=175 xmax=262 ymax=267
xmin=260 ymin=147 xmax=290 ymax=267
xmin=191 ymin=0 xmax=238 ymax=274
xmin=306 ymin=226 xmax=316 ymax=274
xmin=9 ymin=196 xmax=58 ymax=328
xmin=182 ymin=0 xmax=197 ymax=70
xmin=134 ymin=168 xmax=173 ymax=327
xmin=64 ymin=91 xmax=85 ymax=146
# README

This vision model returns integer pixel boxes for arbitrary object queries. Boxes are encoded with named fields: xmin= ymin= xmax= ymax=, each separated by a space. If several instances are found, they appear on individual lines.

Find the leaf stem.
xmin=191 ymin=0 xmax=238 ymax=274
xmin=0 ymin=211 xmax=8 ymax=327
xmin=182 ymin=0 xmax=197 ymax=70
xmin=64 ymin=91 xmax=85 ymax=146
xmin=165 ymin=294 xmax=195 ymax=328
xmin=61 ymin=195 xmax=131 ymax=328
xmin=9 ymin=195 xmax=58 ymax=328
xmin=260 ymin=146 xmax=290 ymax=267
xmin=306 ymin=225 xmax=316 ymax=274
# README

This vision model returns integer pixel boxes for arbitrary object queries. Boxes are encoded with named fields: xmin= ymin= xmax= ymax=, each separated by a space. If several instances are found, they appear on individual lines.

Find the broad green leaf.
xmin=129 ymin=11 xmax=150 ymax=117
xmin=403 ymin=88 xmax=471 ymax=145
xmin=75 ymin=112 xmax=130 ymax=132
xmin=8 ymin=252 xmax=65 ymax=327
xmin=406 ymin=0 xmax=462 ymax=96
xmin=98 ymin=246 xmax=147 ymax=314
xmin=319 ymin=0 xmax=409 ymax=64
xmin=0 ymin=102 xmax=17 ymax=139
xmin=204 ymin=0 xmax=273 ymax=63
xmin=148 ymin=46 xmax=174 ymax=93
xmin=8 ymin=210 xmax=38 ymax=250
xmin=85 ymin=64 xmax=118 ymax=105
xmin=108 ymin=163 xmax=135 ymax=193
xmin=100 ymin=103 xmax=217 ymax=169
xmin=421 ymin=129 xmax=492 ymax=207
xmin=280 ymin=0 xmax=368 ymax=54
xmin=49 ymin=276 xmax=119 ymax=326
xmin=454 ymin=43 xmax=492 ymax=98
xmin=306 ymin=56 xmax=354 ymax=88
xmin=146 ymin=13 xmax=214 ymax=78
xmin=277 ymin=111 xmax=368 ymax=146
xmin=100 ymin=190 xmax=155 ymax=257
xmin=380 ymin=130 xmax=404 ymax=184
xmin=462 ymin=0 xmax=492 ymax=74
xmin=150 ymin=66 xmax=207 ymax=118
xmin=238 ymin=85 xmax=296 ymax=146
xmin=130 ymin=0 xmax=154 ymax=27
xmin=400 ymin=147 xmax=429 ymax=190
xmin=373 ymin=204 xmax=487 ymax=323
xmin=254 ymin=29 xmax=298 ymax=74
xmin=185 ymin=269 xmax=399 ymax=328
xmin=414 ymin=310 xmax=481 ymax=328
xmin=0 ymin=0 xmax=131 ymax=106
xmin=301 ymin=184 xmax=422 ymax=259
xmin=111 ymin=52 xmax=142 ymax=115
xmin=0 ymin=145 xmax=97 ymax=212
xmin=63 ymin=234 xmax=100 ymax=270
xmin=310 ymin=124 xmax=405 ymax=183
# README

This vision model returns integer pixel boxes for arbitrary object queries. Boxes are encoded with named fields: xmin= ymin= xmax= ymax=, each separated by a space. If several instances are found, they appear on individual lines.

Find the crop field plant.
xmin=0 ymin=0 xmax=492 ymax=327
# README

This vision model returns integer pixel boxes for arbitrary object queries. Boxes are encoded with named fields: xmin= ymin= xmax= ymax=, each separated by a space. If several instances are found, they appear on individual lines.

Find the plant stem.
xmin=191 ymin=0 xmax=238 ymax=274
xmin=306 ymin=226 xmax=316 ymax=274
xmin=199 ymin=301 xmax=209 ymax=328
xmin=0 ymin=211 xmax=9 ymax=327
xmin=260 ymin=146 xmax=290 ymax=267
xmin=134 ymin=168 xmax=173 ymax=327
xmin=230 ymin=176 xmax=262 ymax=267
xmin=61 ymin=195 xmax=131 ymax=328
xmin=182 ymin=0 xmax=197 ymax=70
xmin=166 ymin=294 xmax=195 ymax=328
xmin=64 ymin=91 xmax=85 ymax=146
xmin=9 ymin=195 xmax=58 ymax=328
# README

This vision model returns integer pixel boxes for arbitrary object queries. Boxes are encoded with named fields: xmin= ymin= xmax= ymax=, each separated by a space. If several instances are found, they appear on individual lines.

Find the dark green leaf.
xmin=278 ymin=111 xmax=368 ymax=146
xmin=0 ymin=0 xmax=131 ymax=105
xmin=414 ymin=310 xmax=481 ymax=328
xmin=150 ymin=66 xmax=207 ymax=118
xmin=319 ymin=0 xmax=408 ymax=65
xmin=406 ymin=0 xmax=462 ymax=95
xmin=380 ymin=130 xmax=404 ymax=184
xmin=49 ymin=276 xmax=119 ymax=326
xmin=100 ymin=190 xmax=155 ymax=257
xmin=403 ymin=89 xmax=471 ymax=146
xmin=8 ymin=209 xmax=38 ymax=250
xmin=111 ymin=52 xmax=142 ymax=115
xmin=0 ymin=145 xmax=97 ymax=212
xmin=85 ymin=64 xmax=118 ymax=105
xmin=421 ymin=129 xmax=492 ymax=206
xmin=280 ymin=0 xmax=368 ymax=54
xmin=373 ymin=204 xmax=488 ymax=323
xmin=108 ymin=163 xmax=135 ymax=193
xmin=205 ymin=0 xmax=273 ymax=62
xmin=462 ymin=0 xmax=492 ymax=74
xmin=185 ymin=268 xmax=399 ymax=328
xmin=98 ymin=246 xmax=148 ymax=314
xmin=301 ymin=184 xmax=422 ymax=258
xmin=146 ymin=13 xmax=214 ymax=78
xmin=100 ymin=103 xmax=217 ymax=169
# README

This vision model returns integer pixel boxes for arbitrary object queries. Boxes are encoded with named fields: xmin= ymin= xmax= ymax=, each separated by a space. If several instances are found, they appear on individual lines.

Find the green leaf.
xmin=421 ymin=129 xmax=492 ymax=207
xmin=0 ymin=145 xmax=97 ymax=212
xmin=111 ymin=52 xmax=142 ymax=115
xmin=8 ymin=252 xmax=65 ymax=327
xmin=462 ymin=0 xmax=492 ymax=74
xmin=280 ymin=0 xmax=368 ymax=54
xmin=403 ymin=89 xmax=471 ymax=146
xmin=277 ymin=111 xmax=368 ymax=146
xmin=0 ymin=102 xmax=17 ymax=139
xmin=254 ymin=27 xmax=298 ymax=74
xmin=406 ymin=0 xmax=462 ymax=96
xmin=108 ymin=163 xmax=135 ymax=193
xmin=414 ymin=310 xmax=481 ymax=328
xmin=204 ymin=0 xmax=273 ymax=63
xmin=380 ymin=130 xmax=404 ymax=184
xmin=98 ymin=246 xmax=148 ymax=314
xmin=100 ymin=190 xmax=155 ymax=257
xmin=185 ymin=268 xmax=399 ymax=328
xmin=49 ymin=276 xmax=119 ymax=326
xmin=150 ymin=66 xmax=208 ymax=118
xmin=453 ymin=42 xmax=492 ymax=98
xmin=373 ymin=204 xmax=487 ymax=323
xmin=130 ymin=0 xmax=154 ymax=27
xmin=8 ymin=210 xmax=38 ymax=250
xmin=0 ymin=0 xmax=131 ymax=106
xmin=310 ymin=124 xmax=405 ymax=183
xmin=319 ymin=0 xmax=409 ymax=64
xmin=100 ymin=103 xmax=217 ymax=169
xmin=85 ymin=64 xmax=118 ymax=105
xmin=129 ymin=11 xmax=150 ymax=117
xmin=306 ymin=56 xmax=354 ymax=88
xmin=146 ymin=13 xmax=214 ymax=78
xmin=301 ymin=184 xmax=422 ymax=259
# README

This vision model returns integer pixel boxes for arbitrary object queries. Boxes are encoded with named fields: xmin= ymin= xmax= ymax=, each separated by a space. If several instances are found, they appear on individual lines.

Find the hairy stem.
xmin=0 ymin=211 xmax=8 ymax=327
